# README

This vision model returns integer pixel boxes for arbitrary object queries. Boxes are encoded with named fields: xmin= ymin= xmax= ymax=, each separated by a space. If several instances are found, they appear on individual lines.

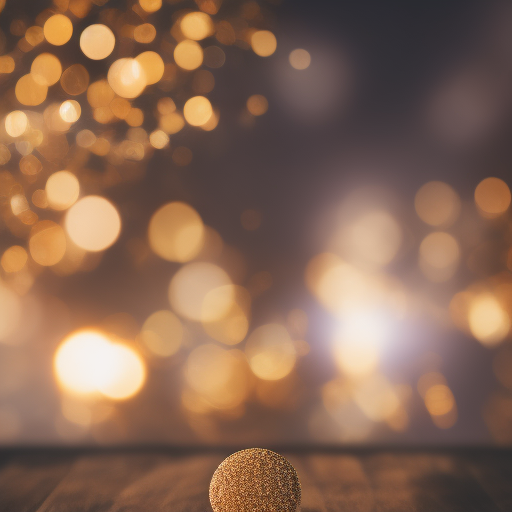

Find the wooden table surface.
xmin=0 ymin=448 xmax=511 ymax=511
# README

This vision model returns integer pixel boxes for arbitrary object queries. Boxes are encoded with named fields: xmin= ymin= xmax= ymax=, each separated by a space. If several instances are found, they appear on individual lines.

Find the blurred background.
xmin=1 ymin=0 xmax=512 ymax=446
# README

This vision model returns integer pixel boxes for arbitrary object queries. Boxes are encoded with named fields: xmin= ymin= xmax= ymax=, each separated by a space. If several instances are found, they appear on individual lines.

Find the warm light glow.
xmin=15 ymin=74 xmax=47 ymax=106
xmin=140 ymin=310 xmax=183 ymax=357
xmin=65 ymin=196 xmax=121 ymax=252
xmin=60 ymin=64 xmax=89 ymax=95
xmin=332 ymin=310 xmax=388 ymax=377
xmin=0 ymin=285 xmax=22 ymax=342
xmin=149 ymin=130 xmax=169 ymax=149
xmin=54 ymin=330 xmax=145 ymax=400
xmin=80 ymin=24 xmax=115 ymax=60
xmin=1 ymin=246 xmax=28 ymax=273
xmin=202 ymin=285 xmax=251 ymax=345
xmin=139 ymin=0 xmax=161 ymax=13
xmin=246 ymin=95 xmax=268 ymax=116
xmin=474 ymin=177 xmax=511 ymax=218
xmin=289 ymin=49 xmax=311 ymax=70
xmin=174 ymin=40 xmax=203 ymax=70
xmin=184 ymin=96 xmax=213 ymax=126
xmin=415 ymin=181 xmax=461 ymax=227
xmin=419 ymin=232 xmax=460 ymax=282
xmin=337 ymin=210 xmax=402 ymax=269
xmin=168 ymin=262 xmax=233 ymax=321
xmin=135 ymin=51 xmax=164 ymax=85
xmin=424 ymin=384 xmax=455 ymax=416
xmin=353 ymin=375 xmax=401 ymax=422
xmin=44 ymin=14 xmax=73 ymax=46
xmin=29 ymin=220 xmax=66 ymax=266
xmin=31 ymin=53 xmax=62 ymax=86
xmin=250 ymin=30 xmax=277 ymax=57
xmin=468 ymin=294 xmax=510 ymax=346
xmin=180 ymin=12 xmax=214 ymax=40
xmin=245 ymin=323 xmax=296 ymax=381
xmin=5 ymin=111 xmax=28 ymax=137
xmin=185 ymin=343 xmax=250 ymax=410
xmin=148 ymin=202 xmax=204 ymax=262
xmin=46 ymin=171 xmax=80 ymax=211
xmin=108 ymin=58 xmax=147 ymax=98
xmin=59 ymin=100 xmax=81 ymax=123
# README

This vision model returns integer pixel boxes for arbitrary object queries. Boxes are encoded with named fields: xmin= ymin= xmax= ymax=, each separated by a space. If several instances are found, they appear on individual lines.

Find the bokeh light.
xmin=245 ymin=323 xmax=296 ymax=381
xmin=43 ymin=14 xmax=73 ymax=46
xmin=65 ymin=196 xmax=121 ymax=252
xmin=108 ymin=58 xmax=147 ymax=99
xmin=183 ymin=96 xmax=213 ymax=126
xmin=45 ymin=171 xmax=80 ymax=211
xmin=174 ymin=40 xmax=203 ymax=70
xmin=180 ymin=12 xmax=214 ymax=41
xmin=250 ymin=30 xmax=277 ymax=57
xmin=54 ymin=330 xmax=145 ymax=400
xmin=168 ymin=262 xmax=233 ymax=322
xmin=415 ymin=181 xmax=461 ymax=227
xmin=80 ymin=25 xmax=115 ymax=60
xmin=148 ymin=202 xmax=204 ymax=262
xmin=29 ymin=220 xmax=66 ymax=266
xmin=474 ymin=177 xmax=511 ymax=218
xmin=246 ymin=95 xmax=268 ymax=116
xmin=289 ymin=49 xmax=311 ymax=70
xmin=140 ymin=310 xmax=183 ymax=358
xmin=419 ymin=232 xmax=460 ymax=282
xmin=468 ymin=294 xmax=510 ymax=346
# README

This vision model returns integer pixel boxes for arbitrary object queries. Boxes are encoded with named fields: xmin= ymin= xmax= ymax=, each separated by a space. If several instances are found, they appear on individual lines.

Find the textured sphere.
xmin=209 ymin=448 xmax=301 ymax=512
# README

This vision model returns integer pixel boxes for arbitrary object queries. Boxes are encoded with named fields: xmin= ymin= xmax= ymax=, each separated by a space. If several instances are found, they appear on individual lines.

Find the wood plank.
xmin=297 ymin=454 xmax=374 ymax=512
xmin=362 ymin=452 xmax=501 ymax=512
xmin=466 ymin=452 xmax=512 ymax=512
xmin=108 ymin=453 xmax=224 ymax=512
xmin=36 ymin=454 xmax=164 ymax=512
xmin=0 ymin=454 xmax=73 ymax=512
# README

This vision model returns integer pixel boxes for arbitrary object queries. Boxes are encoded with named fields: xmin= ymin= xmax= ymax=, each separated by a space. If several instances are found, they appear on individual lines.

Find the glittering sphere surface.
xmin=209 ymin=448 xmax=301 ymax=512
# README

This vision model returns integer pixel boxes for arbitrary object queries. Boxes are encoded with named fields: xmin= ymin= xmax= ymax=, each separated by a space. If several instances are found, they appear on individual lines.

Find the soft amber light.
xmin=140 ymin=310 xmax=183 ymax=357
xmin=246 ymin=95 xmax=268 ymax=116
xmin=289 ymin=49 xmax=311 ymax=70
xmin=31 ymin=53 xmax=62 ymax=86
xmin=80 ymin=24 xmax=115 ymax=60
xmin=174 ymin=40 xmax=203 ymax=70
xmin=139 ymin=0 xmax=161 ymax=12
xmin=5 ymin=111 xmax=27 ymax=137
xmin=134 ymin=23 xmax=156 ymax=43
xmin=148 ymin=202 xmax=204 ymax=262
xmin=250 ymin=30 xmax=277 ymax=57
xmin=29 ymin=220 xmax=66 ymax=266
xmin=15 ymin=74 xmax=47 ymax=106
xmin=0 ymin=285 xmax=22 ymax=342
xmin=135 ymin=51 xmax=164 ymax=85
xmin=168 ymin=262 xmax=233 ymax=321
xmin=149 ymin=130 xmax=169 ymax=149
xmin=59 ymin=100 xmax=81 ymax=123
xmin=46 ymin=171 xmax=80 ymax=211
xmin=419 ymin=232 xmax=460 ymax=282
xmin=468 ymin=294 xmax=510 ymax=346
xmin=424 ymin=384 xmax=455 ymax=417
xmin=108 ymin=58 xmax=147 ymax=98
xmin=475 ymin=177 xmax=511 ymax=218
xmin=54 ymin=330 xmax=145 ymax=400
xmin=60 ymin=64 xmax=89 ymax=95
xmin=0 ymin=55 xmax=15 ymax=73
xmin=1 ymin=246 xmax=28 ymax=273
xmin=338 ymin=210 xmax=402 ymax=269
xmin=184 ymin=96 xmax=213 ymax=126
xmin=65 ymin=196 xmax=121 ymax=252
xmin=245 ymin=323 xmax=296 ymax=381
xmin=180 ymin=12 xmax=213 ymax=40
xmin=415 ymin=181 xmax=461 ymax=227
xmin=44 ymin=14 xmax=73 ymax=46
xmin=185 ymin=343 xmax=250 ymax=410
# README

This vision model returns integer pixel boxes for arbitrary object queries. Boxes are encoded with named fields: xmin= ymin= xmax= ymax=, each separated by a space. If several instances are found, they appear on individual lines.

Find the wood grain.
xmin=0 ymin=449 xmax=510 ymax=512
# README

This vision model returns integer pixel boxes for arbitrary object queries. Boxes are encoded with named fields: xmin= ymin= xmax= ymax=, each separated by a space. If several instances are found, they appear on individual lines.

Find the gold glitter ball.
xmin=209 ymin=448 xmax=301 ymax=512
